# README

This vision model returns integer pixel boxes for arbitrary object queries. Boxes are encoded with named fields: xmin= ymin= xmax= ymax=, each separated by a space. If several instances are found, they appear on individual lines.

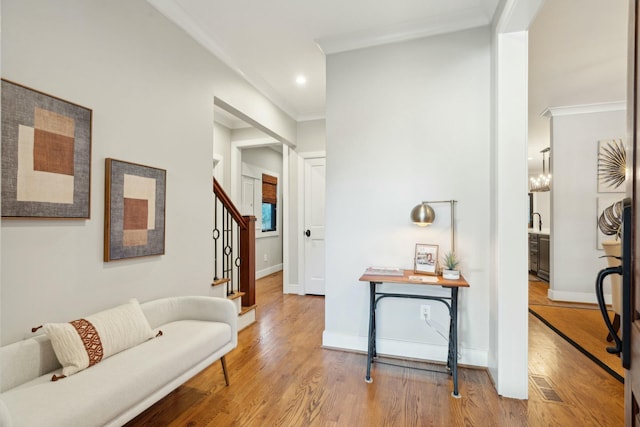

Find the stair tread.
xmin=240 ymin=305 xmax=257 ymax=315
xmin=227 ymin=291 xmax=246 ymax=300
xmin=212 ymin=278 xmax=231 ymax=286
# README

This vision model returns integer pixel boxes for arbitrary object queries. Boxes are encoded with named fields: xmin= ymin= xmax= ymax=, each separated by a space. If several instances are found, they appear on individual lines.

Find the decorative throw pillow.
xmin=42 ymin=298 xmax=154 ymax=378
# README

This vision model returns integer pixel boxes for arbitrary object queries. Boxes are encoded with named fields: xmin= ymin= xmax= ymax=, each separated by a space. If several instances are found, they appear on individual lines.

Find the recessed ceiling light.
xmin=295 ymin=75 xmax=307 ymax=85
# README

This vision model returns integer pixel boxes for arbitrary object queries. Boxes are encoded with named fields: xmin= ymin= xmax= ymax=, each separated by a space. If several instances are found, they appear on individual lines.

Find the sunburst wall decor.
xmin=598 ymin=138 xmax=626 ymax=193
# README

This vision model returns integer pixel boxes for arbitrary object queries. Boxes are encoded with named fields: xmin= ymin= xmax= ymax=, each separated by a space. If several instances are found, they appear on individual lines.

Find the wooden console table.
xmin=359 ymin=269 xmax=470 ymax=397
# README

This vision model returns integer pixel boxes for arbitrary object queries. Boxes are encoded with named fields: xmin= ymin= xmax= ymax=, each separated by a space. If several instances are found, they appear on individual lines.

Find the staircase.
xmin=212 ymin=178 xmax=256 ymax=330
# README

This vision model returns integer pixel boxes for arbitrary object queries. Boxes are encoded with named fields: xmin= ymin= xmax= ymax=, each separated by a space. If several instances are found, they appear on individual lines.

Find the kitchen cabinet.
xmin=537 ymin=234 xmax=550 ymax=281
xmin=529 ymin=233 xmax=538 ymax=274
xmin=529 ymin=232 xmax=550 ymax=282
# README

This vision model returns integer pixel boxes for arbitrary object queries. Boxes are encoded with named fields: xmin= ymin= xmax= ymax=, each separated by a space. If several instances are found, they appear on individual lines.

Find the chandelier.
xmin=529 ymin=147 xmax=551 ymax=192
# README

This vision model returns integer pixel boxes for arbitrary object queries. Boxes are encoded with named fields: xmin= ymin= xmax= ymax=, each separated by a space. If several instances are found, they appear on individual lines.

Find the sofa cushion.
xmin=43 ymin=299 xmax=154 ymax=377
xmin=1 ymin=320 xmax=232 ymax=427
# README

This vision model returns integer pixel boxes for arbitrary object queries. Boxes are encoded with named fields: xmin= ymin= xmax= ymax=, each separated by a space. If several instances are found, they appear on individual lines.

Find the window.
xmin=261 ymin=174 xmax=277 ymax=232
xmin=262 ymin=202 xmax=276 ymax=231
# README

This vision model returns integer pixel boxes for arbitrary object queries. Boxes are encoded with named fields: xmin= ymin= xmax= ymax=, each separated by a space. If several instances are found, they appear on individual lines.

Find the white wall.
xmin=242 ymin=147 xmax=284 ymax=278
xmin=548 ymin=104 xmax=626 ymax=303
xmin=0 ymin=0 xmax=295 ymax=345
xmin=231 ymin=126 xmax=271 ymax=141
xmin=489 ymin=27 xmax=530 ymax=399
xmin=296 ymin=120 xmax=326 ymax=153
xmin=324 ymin=28 xmax=491 ymax=366
xmin=213 ymin=121 xmax=231 ymax=190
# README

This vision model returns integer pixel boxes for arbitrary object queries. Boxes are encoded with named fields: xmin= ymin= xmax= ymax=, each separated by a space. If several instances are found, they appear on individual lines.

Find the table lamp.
xmin=410 ymin=200 xmax=457 ymax=253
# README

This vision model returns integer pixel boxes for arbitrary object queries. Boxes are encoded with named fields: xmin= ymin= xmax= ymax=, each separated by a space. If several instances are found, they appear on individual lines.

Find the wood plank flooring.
xmin=529 ymin=277 xmax=624 ymax=379
xmin=126 ymin=272 xmax=623 ymax=426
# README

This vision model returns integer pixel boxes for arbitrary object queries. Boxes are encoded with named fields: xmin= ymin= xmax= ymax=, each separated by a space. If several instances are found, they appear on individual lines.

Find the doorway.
xmin=300 ymin=155 xmax=326 ymax=295
xmin=527 ymin=2 xmax=628 ymax=313
xmin=213 ymin=99 xmax=291 ymax=294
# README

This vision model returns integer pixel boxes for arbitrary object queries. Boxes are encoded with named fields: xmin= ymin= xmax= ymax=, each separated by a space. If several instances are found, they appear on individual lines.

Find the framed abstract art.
xmin=104 ymin=158 xmax=166 ymax=261
xmin=1 ymin=79 xmax=92 ymax=218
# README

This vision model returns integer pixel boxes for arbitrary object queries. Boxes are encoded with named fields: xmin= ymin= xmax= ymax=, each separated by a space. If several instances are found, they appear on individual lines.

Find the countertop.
xmin=528 ymin=228 xmax=550 ymax=235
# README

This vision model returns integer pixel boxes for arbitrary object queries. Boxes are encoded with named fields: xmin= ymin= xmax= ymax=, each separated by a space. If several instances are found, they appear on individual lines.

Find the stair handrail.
xmin=213 ymin=178 xmax=256 ymax=307
xmin=213 ymin=178 xmax=248 ymax=230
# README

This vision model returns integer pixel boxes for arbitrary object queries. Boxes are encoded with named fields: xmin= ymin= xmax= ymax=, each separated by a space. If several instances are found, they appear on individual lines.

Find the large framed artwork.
xmin=1 ymin=79 xmax=92 ymax=218
xmin=104 ymin=159 xmax=166 ymax=261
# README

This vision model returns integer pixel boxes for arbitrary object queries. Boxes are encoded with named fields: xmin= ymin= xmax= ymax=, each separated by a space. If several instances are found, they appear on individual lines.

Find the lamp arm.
xmin=421 ymin=200 xmax=457 ymax=254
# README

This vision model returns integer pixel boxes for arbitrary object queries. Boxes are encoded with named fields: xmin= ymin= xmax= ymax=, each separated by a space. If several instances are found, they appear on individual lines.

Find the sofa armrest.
xmin=0 ymin=398 xmax=12 ymax=427
xmin=141 ymin=296 xmax=237 ymax=347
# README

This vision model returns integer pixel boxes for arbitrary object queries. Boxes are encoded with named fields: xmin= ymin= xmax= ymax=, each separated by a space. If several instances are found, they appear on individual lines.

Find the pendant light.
xmin=529 ymin=147 xmax=551 ymax=192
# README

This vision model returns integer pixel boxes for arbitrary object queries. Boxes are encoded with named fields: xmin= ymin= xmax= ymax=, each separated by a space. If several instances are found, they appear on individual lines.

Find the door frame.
xmin=295 ymin=150 xmax=326 ymax=295
xmin=491 ymin=0 xmax=545 ymax=398
xmin=214 ymin=96 xmax=293 ymax=295
xmin=625 ymin=0 xmax=638 ymax=424
xmin=230 ymin=138 xmax=290 ymax=292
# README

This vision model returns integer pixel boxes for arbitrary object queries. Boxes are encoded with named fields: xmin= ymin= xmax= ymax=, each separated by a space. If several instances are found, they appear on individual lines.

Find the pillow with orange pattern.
xmin=38 ymin=299 xmax=155 ymax=379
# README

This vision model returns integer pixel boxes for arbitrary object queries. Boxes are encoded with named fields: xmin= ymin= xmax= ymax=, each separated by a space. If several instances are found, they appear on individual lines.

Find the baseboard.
xmin=256 ymin=264 xmax=283 ymax=279
xmin=284 ymin=283 xmax=304 ymax=295
xmin=321 ymin=331 xmax=487 ymax=367
xmin=548 ymin=289 xmax=611 ymax=305
xmin=238 ymin=307 xmax=256 ymax=331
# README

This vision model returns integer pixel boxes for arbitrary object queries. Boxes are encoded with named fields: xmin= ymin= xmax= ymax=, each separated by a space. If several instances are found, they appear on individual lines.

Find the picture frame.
xmin=414 ymin=243 xmax=439 ymax=275
xmin=597 ymin=195 xmax=623 ymax=250
xmin=597 ymin=139 xmax=626 ymax=193
xmin=1 ymin=79 xmax=92 ymax=218
xmin=104 ymin=158 xmax=166 ymax=262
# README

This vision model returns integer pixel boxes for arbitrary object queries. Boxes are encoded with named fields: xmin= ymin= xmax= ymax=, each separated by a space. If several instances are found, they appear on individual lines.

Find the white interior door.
xmin=241 ymin=176 xmax=254 ymax=216
xmin=304 ymin=157 xmax=326 ymax=295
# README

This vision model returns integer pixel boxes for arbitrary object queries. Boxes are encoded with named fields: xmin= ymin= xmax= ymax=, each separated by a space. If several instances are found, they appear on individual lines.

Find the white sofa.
xmin=0 ymin=296 xmax=238 ymax=427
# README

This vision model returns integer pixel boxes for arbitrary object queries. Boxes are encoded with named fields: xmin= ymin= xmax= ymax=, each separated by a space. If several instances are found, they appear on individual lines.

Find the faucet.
xmin=531 ymin=212 xmax=542 ymax=232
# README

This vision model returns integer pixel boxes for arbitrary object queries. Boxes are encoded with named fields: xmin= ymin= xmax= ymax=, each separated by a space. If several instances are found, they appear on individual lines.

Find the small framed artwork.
xmin=1 ymin=79 xmax=92 ymax=218
xmin=104 ymin=158 xmax=166 ymax=262
xmin=597 ymin=139 xmax=626 ymax=193
xmin=597 ymin=195 xmax=623 ymax=250
xmin=414 ymin=243 xmax=439 ymax=275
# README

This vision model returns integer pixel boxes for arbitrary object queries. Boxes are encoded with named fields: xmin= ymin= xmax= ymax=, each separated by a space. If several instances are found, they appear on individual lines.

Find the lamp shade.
xmin=410 ymin=203 xmax=435 ymax=226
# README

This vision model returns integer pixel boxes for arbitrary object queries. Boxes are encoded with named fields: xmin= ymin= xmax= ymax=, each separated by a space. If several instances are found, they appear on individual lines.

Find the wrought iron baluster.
xmin=213 ymin=196 xmax=220 ymax=281
xmin=234 ymin=222 xmax=242 ymax=295
xmin=223 ymin=208 xmax=233 ymax=296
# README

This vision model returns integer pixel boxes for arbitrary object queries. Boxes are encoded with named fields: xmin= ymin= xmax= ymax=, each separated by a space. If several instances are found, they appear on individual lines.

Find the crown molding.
xmin=541 ymin=101 xmax=626 ymax=118
xmin=147 ymin=0 xmax=299 ymax=121
xmin=296 ymin=112 xmax=326 ymax=122
xmin=317 ymin=7 xmax=489 ymax=55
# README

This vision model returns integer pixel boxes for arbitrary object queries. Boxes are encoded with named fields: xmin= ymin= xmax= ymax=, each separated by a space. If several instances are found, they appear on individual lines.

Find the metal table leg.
xmin=447 ymin=303 xmax=454 ymax=371
xmin=450 ymin=287 xmax=460 ymax=398
xmin=365 ymin=281 xmax=376 ymax=383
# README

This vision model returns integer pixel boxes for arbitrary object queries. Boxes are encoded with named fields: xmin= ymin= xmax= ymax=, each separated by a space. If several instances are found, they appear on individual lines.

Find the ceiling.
xmin=149 ymin=0 xmax=500 ymax=121
xmin=149 ymin=0 xmax=628 ymax=174
xmin=528 ymin=0 xmax=627 ymax=175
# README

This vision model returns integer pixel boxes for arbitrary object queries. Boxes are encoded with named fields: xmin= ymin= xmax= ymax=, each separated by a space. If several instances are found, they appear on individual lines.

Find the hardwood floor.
xmin=127 ymin=272 xmax=623 ymax=426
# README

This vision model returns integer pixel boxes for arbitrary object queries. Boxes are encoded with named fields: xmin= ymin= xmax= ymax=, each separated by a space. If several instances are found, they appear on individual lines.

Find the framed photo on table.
xmin=414 ymin=243 xmax=438 ymax=275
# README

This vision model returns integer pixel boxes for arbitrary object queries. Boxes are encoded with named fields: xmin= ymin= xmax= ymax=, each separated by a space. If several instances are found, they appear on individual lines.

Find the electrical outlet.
xmin=264 ymin=254 xmax=268 ymax=262
xmin=420 ymin=305 xmax=431 ymax=321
